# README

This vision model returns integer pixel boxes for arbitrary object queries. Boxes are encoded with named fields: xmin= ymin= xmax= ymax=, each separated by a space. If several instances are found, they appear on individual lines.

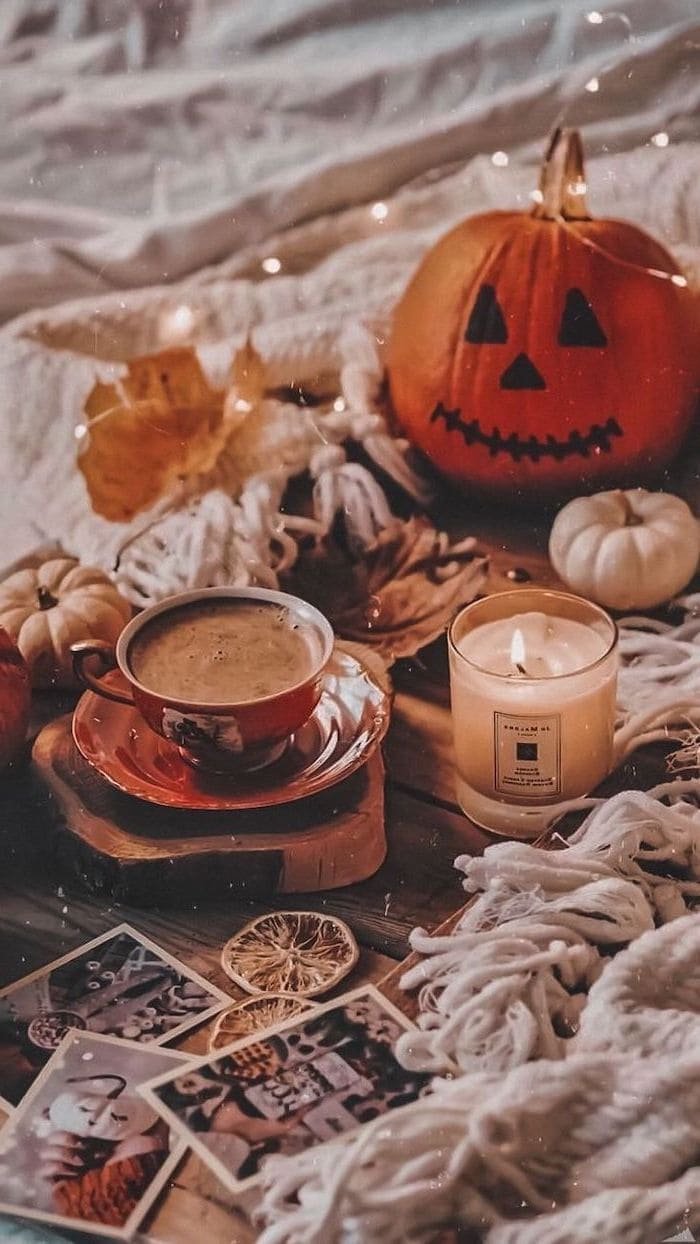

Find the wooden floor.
xmin=0 ymin=506 xmax=674 ymax=1241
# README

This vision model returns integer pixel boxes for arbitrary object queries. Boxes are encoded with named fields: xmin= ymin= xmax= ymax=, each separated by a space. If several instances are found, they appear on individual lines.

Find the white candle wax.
xmin=448 ymin=595 xmax=617 ymax=837
xmin=462 ymin=612 xmax=607 ymax=677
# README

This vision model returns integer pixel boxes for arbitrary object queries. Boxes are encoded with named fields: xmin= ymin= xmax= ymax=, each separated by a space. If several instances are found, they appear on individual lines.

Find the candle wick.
xmin=515 ymin=662 xmax=529 ymax=676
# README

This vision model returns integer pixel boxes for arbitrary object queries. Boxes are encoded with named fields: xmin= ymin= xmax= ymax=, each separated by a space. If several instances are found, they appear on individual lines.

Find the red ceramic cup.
xmin=71 ymin=586 xmax=335 ymax=773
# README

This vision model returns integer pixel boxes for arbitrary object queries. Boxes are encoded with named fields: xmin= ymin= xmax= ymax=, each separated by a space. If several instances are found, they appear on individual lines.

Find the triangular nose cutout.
xmin=500 ymin=353 xmax=546 ymax=390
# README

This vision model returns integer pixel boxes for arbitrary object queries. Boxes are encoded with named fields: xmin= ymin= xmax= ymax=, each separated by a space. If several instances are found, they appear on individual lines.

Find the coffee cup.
xmin=71 ymin=586 xmax=334 ymax=773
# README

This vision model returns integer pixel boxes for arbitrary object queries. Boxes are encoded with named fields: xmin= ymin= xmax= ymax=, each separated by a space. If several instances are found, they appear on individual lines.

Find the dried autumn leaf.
xmin=229 ymin=337 xmax=268 ymax=405
xmin=222 ymin=337 xmax=269 ymax=436
xmin=334 ymin=639 xmax=393 ymax=698
xmin=85 ymin=346 xmax=219 ymax=416
xmin=290 ymin=517 xmax=488 ymax=664
xmin=78 ymin=347 xmax=226 ymax=522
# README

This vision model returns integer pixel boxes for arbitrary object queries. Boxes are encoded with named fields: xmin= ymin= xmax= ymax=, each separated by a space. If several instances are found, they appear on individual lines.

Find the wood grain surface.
xmin=30 ymin=717 xmax=388 ymax=901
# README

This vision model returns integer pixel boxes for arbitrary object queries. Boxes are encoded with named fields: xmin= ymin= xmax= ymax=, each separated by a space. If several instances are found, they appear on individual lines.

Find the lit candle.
xmin=448 ymin=591 xmax=618 ymax=838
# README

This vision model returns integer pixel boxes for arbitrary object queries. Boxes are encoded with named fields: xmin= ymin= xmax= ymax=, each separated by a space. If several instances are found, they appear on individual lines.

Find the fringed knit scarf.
xmin=254 ymin=613 xmax=700 ymax=1244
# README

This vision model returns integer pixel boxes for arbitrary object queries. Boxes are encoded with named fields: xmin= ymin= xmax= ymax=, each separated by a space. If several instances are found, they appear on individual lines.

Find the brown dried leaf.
xmin=291 ymin=517 xmax=488 ymax=664
xmin=79 ymin=347 xmax=226 ymax=522
xmin=335 ymin=639 xmax=393 ymax=698
xmin=222 ymin=337 xmax=269 ymax=436
xmin=228 ymin=337 xmax=268 ymax=406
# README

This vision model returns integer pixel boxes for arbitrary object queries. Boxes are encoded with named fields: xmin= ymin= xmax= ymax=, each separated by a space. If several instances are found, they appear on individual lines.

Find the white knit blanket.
xmin=4 ymin=131 xmax=700 ymax=584
xmin=249 ymin=614 xmax=700 ymax=1242
xmin=256 ymin=785 xmax=700 ymax=1244
xmin=248 ymin=608 xmax=700 ymax=1244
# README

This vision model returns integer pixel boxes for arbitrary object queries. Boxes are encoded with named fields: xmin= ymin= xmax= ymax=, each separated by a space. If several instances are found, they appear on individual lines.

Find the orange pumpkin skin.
xmin=388 ymin=131 xmax=698 ymax=502
xmin=0 ymin=626 xmax=30 ymax=774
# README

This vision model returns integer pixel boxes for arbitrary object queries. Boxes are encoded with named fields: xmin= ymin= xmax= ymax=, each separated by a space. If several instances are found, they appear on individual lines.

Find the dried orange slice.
xmin=221 ymin=911 xmax=359 ymax=997
xmin=208 ymin=994 xmax=313 ymax=1051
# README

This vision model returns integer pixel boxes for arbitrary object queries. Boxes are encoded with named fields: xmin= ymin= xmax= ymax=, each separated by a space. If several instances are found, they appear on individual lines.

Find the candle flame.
xmin=510 ymin=628 xmax=526 ymax=670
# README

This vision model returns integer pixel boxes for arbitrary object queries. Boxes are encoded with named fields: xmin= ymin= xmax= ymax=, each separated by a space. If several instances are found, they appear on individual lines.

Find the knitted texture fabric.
xmin=257 ymin=1047 xmax=700 ymax=1244
xmin=255 ymin=786 xmax=700 ymax=1243
xmin=3 ymin=137 xmax=700 ymax=573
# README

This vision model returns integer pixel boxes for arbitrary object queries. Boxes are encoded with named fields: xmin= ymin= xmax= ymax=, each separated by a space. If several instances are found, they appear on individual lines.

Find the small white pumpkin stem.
xmin=532 ymin=128 xmax=590 ymax=222
xmin=616 ymin=490 xmax=644 ymax=527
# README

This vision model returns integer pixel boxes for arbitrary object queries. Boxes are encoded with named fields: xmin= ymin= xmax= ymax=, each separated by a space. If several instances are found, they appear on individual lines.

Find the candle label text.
xmin=494 ymin=712 xmax=562 ymax=798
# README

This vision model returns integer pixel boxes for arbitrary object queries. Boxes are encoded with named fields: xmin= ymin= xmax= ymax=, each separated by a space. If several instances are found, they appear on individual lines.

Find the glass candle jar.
xmin=448 ymin=589 xmax=618 ymax=838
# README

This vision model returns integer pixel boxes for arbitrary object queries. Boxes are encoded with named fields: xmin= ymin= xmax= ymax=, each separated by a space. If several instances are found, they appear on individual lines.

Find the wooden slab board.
xmin=30 ymin=714 xmax=387 ymax=904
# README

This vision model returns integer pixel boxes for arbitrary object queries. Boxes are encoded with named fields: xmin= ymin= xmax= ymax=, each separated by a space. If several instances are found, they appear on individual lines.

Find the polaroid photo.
xmin=0 ymin=1030 xmax=192 ymax=1240
xmin=141 ymin=984 xmax=431 ymax=1195
xmin=0 ymin=923 xmax=231 ymax=1109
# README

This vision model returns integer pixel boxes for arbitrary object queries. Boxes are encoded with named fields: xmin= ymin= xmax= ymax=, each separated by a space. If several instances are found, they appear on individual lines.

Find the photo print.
xmin=0 ymin=1031 xmax=190 ymax=1240
xmin=141 ymin=985 xmax=430 ymax=1193
xmin=0 ymin=923 xmax=230 ymax=1108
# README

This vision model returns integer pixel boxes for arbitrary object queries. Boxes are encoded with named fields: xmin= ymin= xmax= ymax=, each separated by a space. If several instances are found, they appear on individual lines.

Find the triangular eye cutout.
xmin=465 ymin=284 xmax=508 ymax=344
xmin=558 ymin=288 xmax=608 ymax=347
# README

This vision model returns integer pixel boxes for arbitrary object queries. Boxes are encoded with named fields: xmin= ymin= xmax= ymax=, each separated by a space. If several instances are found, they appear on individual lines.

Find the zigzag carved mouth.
xmin=430 ymin=403 xmax=623 ymax=464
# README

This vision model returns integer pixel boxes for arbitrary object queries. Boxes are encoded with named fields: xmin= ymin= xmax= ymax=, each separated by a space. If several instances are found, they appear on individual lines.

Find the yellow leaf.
xmin=229 ymin=337 xmax=268 ymax=406
xmin=222 ymin=338 xmax=269 ymax=436
xmin=78 ymin=348 xmax=226 ymax=523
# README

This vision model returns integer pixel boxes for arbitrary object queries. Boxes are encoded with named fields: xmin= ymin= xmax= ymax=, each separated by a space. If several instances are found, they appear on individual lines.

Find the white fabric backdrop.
xmin=1 ymin=0 xmax=698 ymax=323
xmin=1 ymin=0 xmax=699 ymax=563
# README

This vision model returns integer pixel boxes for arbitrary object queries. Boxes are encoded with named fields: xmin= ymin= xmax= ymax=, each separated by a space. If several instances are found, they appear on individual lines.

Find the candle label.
xmin=494 ymin=712 xmax=562 ymax=798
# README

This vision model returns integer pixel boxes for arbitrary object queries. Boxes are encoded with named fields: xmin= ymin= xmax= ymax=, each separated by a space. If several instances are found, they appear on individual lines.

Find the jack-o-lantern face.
xmin=388 ymin=129 xmax=698 ymax=503
xmin=431 ymin=280 xmax=622 ymax=466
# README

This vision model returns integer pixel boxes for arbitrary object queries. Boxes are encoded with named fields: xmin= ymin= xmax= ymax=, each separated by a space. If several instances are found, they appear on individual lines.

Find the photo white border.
xmin=0 ymin=922 xmax=232 ymax=1112
xmin=0 ymin=1029 xmax=193 ymax=1241
xmin=140 ymin=984 xmax=418 ymax=1196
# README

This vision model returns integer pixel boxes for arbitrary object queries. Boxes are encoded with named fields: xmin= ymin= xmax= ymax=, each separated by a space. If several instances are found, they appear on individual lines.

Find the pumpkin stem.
xmin=36 ymin=585 xmax=58 ymax=610
xmin=532 ymin=128 xmax=590 ymax=222
xmin=617 ymin=491 xmax=643 ymax=527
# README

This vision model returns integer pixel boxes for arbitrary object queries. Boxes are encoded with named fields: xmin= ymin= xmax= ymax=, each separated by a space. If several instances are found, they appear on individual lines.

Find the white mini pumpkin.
xmin=0 ymin=557 xmax=132 ymax=688
xmin=549 ymin=489 xmax=700 ymax=611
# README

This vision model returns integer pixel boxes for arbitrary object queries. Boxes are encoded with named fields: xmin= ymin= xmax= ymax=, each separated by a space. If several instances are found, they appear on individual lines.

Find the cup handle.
xmin=71 ymin=640 xmax=134 ymax=706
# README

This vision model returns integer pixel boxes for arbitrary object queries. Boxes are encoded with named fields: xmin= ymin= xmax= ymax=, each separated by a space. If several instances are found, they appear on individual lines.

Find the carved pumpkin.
xmin=388 ymin=129 xmax=698 ymax=502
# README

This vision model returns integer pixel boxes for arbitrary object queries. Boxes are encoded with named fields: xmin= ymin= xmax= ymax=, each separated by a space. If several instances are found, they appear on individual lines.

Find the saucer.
xmin=71 ymin=647 xmax=391 ymax=811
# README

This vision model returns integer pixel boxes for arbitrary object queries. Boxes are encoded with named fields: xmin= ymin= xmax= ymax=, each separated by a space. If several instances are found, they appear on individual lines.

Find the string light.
xmin=261 ymin=256 xmax=282 ymax=274
xmin=557 ymin=216 xmax=690 ymax=287
xmin=584 ymin=76 xmax=600 ymax=92
xmin=529 ymin=188 xmax=544 ymax=204
xmin=159 ymin=303 xmax=196 ymax=343
xmin=74 ymin=423 xmax=88 ymax=441
xmin=333 ymin=397 xmax=347 ymax=412
xmin=651 ymin=131 xmax=670 ymax=148
xmin=371 ymin=201 xmax=389 ymax=221
xmin=491 ymin=151 xmax=509 ymax=167
xmin=586 ymin=9 xmax=604 ymax=22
